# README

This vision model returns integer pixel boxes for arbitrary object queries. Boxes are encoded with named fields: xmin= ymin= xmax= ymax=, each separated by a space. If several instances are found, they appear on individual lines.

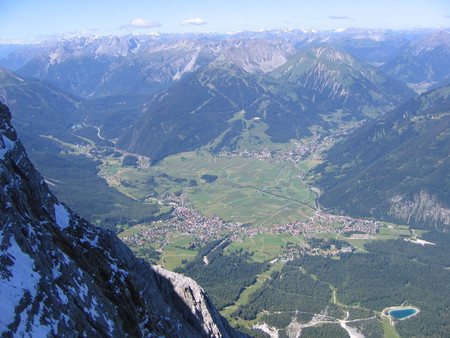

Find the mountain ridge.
xmin=117 ymin=45 xmax=413 ymax=163
xmin=382 ymin=31 xmax=450 ymax=92
xmin=271 ymin=45 xmax=414 ymax=113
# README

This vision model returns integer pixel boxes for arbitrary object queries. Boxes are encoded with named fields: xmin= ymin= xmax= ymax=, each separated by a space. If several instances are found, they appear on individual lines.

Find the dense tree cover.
xmin=200 ymin=174 xmax=218 ymax=183
xmin=122 ymin=155 xmax=138 ymax=167
xmin=133 ymin=246 xmax=161 ymax=264
xmin=1 ymin=67 xmax=81 ymax=142
xmin=260 ymin=312 xmax=301 ymax=329
xmin=228 ymin=232 xmax=449 ymax=337
xmin=175 ymin=241 xmax=268 ymax=309
xmin=346 ymin=307 xmax=376 ymax=321
xmin=301 ymin=324 xmax=350 ymax=337
xmin=142 ymin=173 xmax=197 ymax=198
xmin=234 ymin=265 xmax=331 ymax=320
xmin=25 ymin=136 xmax=161 ymax=231
xmin=316 ymin=85 xmax=450 ymax=228
xmin=78 ymin=95 xmax=146 ymax=139
xmin=287 ymin=234 xmax=450 ymax=337
xmin=236 ymin=327 xmax=270 ymax=338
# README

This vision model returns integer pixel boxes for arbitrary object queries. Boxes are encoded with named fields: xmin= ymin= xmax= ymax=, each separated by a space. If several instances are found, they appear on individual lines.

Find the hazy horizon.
xmin=1 ymin=0 xmax=450 ymax=43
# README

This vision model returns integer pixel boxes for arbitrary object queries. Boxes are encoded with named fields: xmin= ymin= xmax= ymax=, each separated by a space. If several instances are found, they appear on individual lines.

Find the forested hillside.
xmin=316 ymin=85 xmax=450 ymax=228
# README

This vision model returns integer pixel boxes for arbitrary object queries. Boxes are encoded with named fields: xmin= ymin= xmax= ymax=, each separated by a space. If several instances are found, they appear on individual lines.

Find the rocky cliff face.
xmin=389 ymin=191 xmax=450 ymax=227
xmin=216 ymin=39 xmax=296 ymax=74
xmin=0 ymin=101 xmax=240 ymax=337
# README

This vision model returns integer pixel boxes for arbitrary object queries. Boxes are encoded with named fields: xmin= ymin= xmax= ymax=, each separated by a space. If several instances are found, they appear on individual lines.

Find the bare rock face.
xmin=389 ymin=191 xmax=450 ymax=227
xmin=216 ymin=39 xmax=296 ymax=74
xmin=0 ymin=101 xmax=241 ymax=337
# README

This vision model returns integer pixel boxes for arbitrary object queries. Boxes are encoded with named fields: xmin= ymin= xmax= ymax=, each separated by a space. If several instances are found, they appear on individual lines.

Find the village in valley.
xmin=120 ymin=191 xmax=387 ymax=261
xmin=218 ymin=130 xmax=352 ymax=165
xmin=72 ymin=131 xmax=406 ymax=264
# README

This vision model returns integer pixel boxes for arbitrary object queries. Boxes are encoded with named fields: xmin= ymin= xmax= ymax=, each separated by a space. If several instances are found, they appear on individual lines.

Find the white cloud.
xmin=130 ymin=18 xmax=161 ymax=28
xmin=180 ymin=18 xmax=207 ymax=26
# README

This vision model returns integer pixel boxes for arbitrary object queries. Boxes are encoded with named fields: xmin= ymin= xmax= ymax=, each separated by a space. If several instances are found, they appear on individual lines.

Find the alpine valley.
xmin=1 ymin=28 xmax=449 ymax=337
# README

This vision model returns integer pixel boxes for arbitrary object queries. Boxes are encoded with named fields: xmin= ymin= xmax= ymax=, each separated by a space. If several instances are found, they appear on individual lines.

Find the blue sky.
xmin=1 ymin=0 xmax=449 ymax=42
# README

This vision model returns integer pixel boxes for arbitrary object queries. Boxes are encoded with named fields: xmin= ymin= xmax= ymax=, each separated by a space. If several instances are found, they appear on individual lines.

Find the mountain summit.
xmin=271 ymin=45 xmax=413 ymax=115
xmin=0 ymin=101 xmax=239 ymax=337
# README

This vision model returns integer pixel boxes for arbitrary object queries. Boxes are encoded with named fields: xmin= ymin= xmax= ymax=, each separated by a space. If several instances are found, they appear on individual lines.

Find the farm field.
xmin=56 ymin=140 xmax=424 ymax=268
xmin=96 ymin=147 xmax=424 ymax=272
xmin=158 ymin=152 xmax=316 ymax=225
xmin=39 ymin=134 xmax=442 ymax=338
xmin=86 ymin=149 xmax=317 ymax=227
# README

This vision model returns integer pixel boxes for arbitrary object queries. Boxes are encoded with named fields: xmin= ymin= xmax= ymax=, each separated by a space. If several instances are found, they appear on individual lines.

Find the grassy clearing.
xmin=221 ymin=263 xmax=284 ymax=316
xmin=170 ymin=235 xmax=195 ymax=249
xmin=377 ymin=226 xmax=411 ymax=239
xmin=227 ymin=234 xmax=303 ymax=262
xmin=161 ymin=245 xmax=197 ymax=270
xmin=381 ymin=316 xmax=400 ymax=338
xmin=117 ymin=225 xmax=143 ymax=238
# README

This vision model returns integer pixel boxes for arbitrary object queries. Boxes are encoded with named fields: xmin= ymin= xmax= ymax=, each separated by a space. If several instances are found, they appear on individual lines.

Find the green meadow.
xmin=158 ymin=152 xmax=316 ymax=226
xmin=66 ymin=143 xmax=422 ymax=270
xmin=93 ymin=150 xmax=316 ymax=227
xmin=227 ymin=234 xmax=305 ymax=262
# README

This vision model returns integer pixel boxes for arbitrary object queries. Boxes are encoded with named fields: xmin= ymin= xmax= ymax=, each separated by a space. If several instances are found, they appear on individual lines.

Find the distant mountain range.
xmin=315 ymin=84 xmax=450 ymax=228
xmin=0 ymin=29 xmax=443 ymax=98
xmin=0 ymin=29 xmax=449 ymax=222
xmin=117 ymin=43 xmax=413 ymax=162
xmin=382 ymin=31 xmax=450 ymax=92
xmin=15 ymin=36 xmax=212 ymax=99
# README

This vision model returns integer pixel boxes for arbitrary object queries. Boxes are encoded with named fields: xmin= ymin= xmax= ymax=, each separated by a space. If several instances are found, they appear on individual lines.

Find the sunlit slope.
xmin=271 ymin=45 xmax=414 ymax=116
xmin=118 ymin=46 xmax=413 ymax=163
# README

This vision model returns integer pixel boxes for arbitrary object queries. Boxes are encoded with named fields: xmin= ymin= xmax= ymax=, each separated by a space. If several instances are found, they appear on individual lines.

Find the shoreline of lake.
xmin=382 ymin=306 xmax=419 ymax=321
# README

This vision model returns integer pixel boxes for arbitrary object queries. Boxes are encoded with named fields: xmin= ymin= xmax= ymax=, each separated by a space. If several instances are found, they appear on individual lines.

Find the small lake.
xmin=389 ymin=308 xmax=418 ymax=319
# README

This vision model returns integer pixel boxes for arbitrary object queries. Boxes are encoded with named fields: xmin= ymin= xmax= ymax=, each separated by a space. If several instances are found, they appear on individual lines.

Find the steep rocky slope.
xmin=0 ymin=101 xmax=239 ymax=337
xmin=15 ymin=36 xmax=212 ymax=99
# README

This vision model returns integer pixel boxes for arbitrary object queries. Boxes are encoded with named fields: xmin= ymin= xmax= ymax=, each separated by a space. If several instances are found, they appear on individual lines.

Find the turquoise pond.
xmin=389 ymin=308 xmax=417 ymax=319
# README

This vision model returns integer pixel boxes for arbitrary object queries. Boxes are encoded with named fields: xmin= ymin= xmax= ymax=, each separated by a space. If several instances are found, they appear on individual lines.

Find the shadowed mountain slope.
xmin=315 ymin=85 xmax=450 ymax=228
xmin=0 ymin=101 xmax=240 ymax=337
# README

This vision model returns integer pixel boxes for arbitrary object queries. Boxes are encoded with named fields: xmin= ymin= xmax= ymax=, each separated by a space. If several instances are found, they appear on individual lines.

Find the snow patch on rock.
xmin=54 ymin=203 xmax=71 ymax=229
xmin=0 ymin=134 xmax=15 ymax=160
xmin=0 ymin=236 xmax=40 ymax=333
